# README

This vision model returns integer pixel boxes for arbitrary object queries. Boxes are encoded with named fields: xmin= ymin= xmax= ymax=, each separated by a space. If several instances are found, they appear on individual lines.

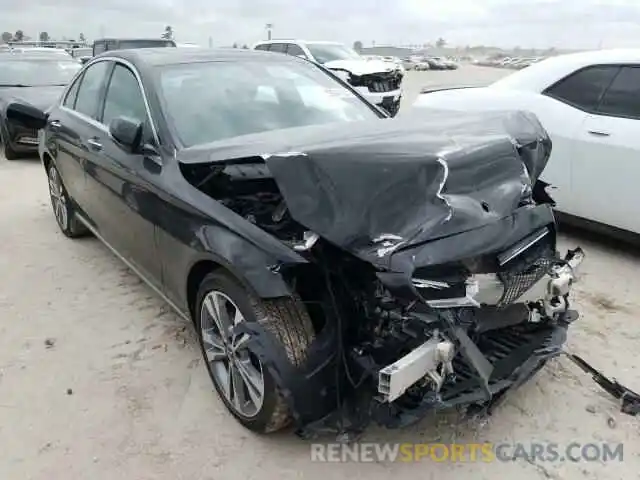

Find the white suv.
xmin=253 ymin=40 xmax=403 ymax=116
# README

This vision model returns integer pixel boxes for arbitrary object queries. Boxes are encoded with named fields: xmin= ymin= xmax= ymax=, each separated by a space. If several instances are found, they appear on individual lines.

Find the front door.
xmin=83 ymin=61 xmax=163 ymax=285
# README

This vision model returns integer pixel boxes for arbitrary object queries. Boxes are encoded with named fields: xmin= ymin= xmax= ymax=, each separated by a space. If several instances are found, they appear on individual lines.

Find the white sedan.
xmin=410 ymin=49 xmax=640 ymax=236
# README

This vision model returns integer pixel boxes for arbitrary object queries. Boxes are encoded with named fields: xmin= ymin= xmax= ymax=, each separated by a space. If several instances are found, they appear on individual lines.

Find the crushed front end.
xmin=179 ymin=110 xmax=585 ymax=437
xmin=363 ymin=227 xmax=584 ymax=429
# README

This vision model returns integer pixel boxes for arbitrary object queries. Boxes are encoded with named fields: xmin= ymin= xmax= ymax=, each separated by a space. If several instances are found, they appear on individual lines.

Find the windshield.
xmin=0 ymin=59 xmax=81 ymax=87
xmin=158 ymin=59 xmax=379 ymax=147
xmin=118 ymin=40 xmax=175 ymax=49
xmin=305 ymin=44 xmax=361 ymax=64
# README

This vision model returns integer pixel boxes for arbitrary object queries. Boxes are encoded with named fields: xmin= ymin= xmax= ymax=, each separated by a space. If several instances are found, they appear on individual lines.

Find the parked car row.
xmin=3 ymin=47 xmax=585 ymax=439
xmin=475 ymin=56 xmax=545 ymax=69
xmin=402 ymin=55 xmax=459 ymax=71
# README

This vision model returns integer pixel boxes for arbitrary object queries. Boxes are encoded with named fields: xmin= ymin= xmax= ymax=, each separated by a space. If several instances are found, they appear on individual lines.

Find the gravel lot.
xmin=1 ymin=66 xmax=639 ymax=480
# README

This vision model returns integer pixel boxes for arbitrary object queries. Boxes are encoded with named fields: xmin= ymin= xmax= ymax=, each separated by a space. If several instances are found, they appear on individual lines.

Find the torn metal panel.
xmin=259 ymin=110 xmax=551 ymax=266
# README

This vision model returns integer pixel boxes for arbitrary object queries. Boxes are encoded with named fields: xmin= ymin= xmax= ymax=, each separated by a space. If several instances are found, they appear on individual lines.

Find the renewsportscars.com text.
xmin=310 ymin=442 xmax=624 ymax=463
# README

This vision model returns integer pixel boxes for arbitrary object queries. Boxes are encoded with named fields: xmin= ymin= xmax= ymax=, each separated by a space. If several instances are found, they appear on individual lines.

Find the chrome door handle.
xmin=49 ymin=120 xmax=61 ymax=129
xmin=588 ymin=130 xmax=610 ymax=137
xmin=86 ymin=138 xmax=103 ymax=150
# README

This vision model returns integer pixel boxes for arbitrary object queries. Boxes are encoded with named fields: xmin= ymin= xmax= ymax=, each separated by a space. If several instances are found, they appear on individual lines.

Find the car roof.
xmin=93 ymin=38 xmax=174 ymax=42
xmin=253 ymin=39 xmax=343 ymax=45
xmin=492 ymin=48 xmax=640 ymax=92
xmin=95 ymin=47 xmax=299 ymax=67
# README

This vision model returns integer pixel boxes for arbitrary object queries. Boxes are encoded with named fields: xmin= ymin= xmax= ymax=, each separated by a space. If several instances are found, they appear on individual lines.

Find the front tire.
xmin=196 ymin=271 xmax=315 ymax=433
xmin=47 ymin=164 xmax=88 ymax=238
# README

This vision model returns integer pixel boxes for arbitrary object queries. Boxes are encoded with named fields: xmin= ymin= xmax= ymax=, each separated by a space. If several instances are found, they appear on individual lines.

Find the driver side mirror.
xmin=109 ymin=116 xmax=143 ymax=152
xmin=6 ymin=102 xmax=48 ymax=130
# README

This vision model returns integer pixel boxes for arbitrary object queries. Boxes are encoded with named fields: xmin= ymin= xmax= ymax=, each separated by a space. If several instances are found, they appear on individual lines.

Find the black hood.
xmin=178 ymin=110 xmax=552 ymax=266
xmin=0 ymin=85 xmax=65 ymax=111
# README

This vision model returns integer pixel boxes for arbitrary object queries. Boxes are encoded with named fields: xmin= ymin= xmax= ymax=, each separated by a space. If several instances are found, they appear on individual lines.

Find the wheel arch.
xmin=185 ymin=254 xmax=302 ymax=323
xmin=186 ymin=259 xmax=223 ymax=321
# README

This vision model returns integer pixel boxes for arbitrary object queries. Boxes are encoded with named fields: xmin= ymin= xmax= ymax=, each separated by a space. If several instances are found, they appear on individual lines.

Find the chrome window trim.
xmin=57 ymin=56 xmax=160 ymax=145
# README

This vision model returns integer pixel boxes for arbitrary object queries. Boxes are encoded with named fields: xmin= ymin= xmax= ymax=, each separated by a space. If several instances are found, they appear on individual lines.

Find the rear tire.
xmin=195 ymin=271 xmax=315 ymax=433
xmin=1 ymin=132 xmax=19 ymax=160
xmin=47 ymin=164 xmax=89 ymax=238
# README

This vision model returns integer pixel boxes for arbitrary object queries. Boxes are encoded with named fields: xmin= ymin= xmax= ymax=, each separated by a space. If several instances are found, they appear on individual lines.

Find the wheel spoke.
xmin=229 ymin=362 xmax=244 ymax=410
xmin=49 ymin=178 xmax=58 ymax=197
xmin=212 ymin=293 xmax=232 ymax=332
xmin=218 ymin=362 xmax=231 ymax=399
xmin=232 ymin=307 xmax=244 ymax=325
xmin=202 ymin=328 xmax=226 ymax=362
xmin=232 ymin=332 xmax=250 ymax=351
xmin=235 ymin=357 xmax=264 ymax=408
xmin=203 ymin=293 xmax=230 ymax=335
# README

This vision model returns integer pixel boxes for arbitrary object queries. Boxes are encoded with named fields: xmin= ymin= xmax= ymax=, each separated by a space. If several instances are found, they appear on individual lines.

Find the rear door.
xmin=48 ymin=60 xmax=111 ymax=213
xmin=572 ymin=65 xmax=640 ymax=233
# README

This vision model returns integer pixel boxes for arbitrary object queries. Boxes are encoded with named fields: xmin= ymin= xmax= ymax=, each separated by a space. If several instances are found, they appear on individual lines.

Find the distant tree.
xmin=353 ymin=40 xmax=363 ymax=52
xmin=14 ymin=30 xmax=24 ymax=42
xmin=242 ymin=44 xmax=248 ymax=49
xmin=39 ymin=31 xmax=50 ymax=42
xmin=435 ymin=37 xmax=446 ymax=48
xmin=79 ymin=32 xmax=86 ymax=43
xmin=1 ymin=32 xmax=13 ymax=43
xmin=232 ymin=42 xmax=238 ymax=48
xmin=162 ymin=25 xmax=173 ymax=40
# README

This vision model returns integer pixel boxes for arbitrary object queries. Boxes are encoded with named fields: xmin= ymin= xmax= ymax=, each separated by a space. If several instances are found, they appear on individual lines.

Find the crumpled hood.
xmin=0 ymin=86 xmax=65 ymax=111
xmin=179 ymin=110 xmax=552 ymax=267
xmin=263 ymin=110 xmax=551 ymax=264
xmin=324 ymin=59 xmax=399 ymax=76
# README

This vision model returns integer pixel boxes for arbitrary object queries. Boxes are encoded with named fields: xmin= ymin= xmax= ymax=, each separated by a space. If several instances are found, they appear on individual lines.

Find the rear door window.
xmin=269 ymin=43 xmax=287 ymax=54
xmin=286 ymin=44 xmax=306 ymax=58
xmin=543 ymin=65 xmax=619 ymax=112
xmin=73 ymin=61 xmax=111 ymax=119
xmin=63 ymin=75 xmax=82 ymax=109
xmin=596 ymin=66 xmax=640 ymax=120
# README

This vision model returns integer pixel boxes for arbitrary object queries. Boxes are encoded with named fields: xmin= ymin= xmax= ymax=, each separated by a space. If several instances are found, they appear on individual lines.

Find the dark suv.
xmin=92 ymin=38 xmax=176 ymax=57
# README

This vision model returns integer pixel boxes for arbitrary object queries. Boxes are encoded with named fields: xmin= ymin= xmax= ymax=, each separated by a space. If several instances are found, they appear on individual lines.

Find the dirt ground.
xmin=1 ymin=67 xmax=639 ymax=480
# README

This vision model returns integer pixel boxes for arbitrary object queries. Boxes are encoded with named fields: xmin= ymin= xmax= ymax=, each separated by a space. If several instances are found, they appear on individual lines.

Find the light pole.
xmin=265 ymin=23 xmax=273 ymax=40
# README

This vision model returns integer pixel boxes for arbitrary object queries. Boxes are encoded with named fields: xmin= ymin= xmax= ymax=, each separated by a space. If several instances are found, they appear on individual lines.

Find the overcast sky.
xmin=4 ymin=0 xmax=640 ymax=49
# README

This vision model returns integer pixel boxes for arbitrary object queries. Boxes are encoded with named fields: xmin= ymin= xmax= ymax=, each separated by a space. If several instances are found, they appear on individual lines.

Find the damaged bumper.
xmin=373 ymin=309 xmax=579 ymax=428
xmin=372 ymin=247 xmax=584 ymax=423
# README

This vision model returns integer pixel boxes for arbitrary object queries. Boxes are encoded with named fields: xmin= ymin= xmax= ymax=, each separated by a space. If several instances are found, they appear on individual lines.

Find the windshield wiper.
xmin=0 ymin=84 xmax=34 ymax=87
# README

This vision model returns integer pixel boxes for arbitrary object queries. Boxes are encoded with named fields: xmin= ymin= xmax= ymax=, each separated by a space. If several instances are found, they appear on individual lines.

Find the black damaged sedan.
xmin=8 ymin=48 xmax=584 ymax=437
xmin=0 ymin=52 xmax=81 ymax=160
